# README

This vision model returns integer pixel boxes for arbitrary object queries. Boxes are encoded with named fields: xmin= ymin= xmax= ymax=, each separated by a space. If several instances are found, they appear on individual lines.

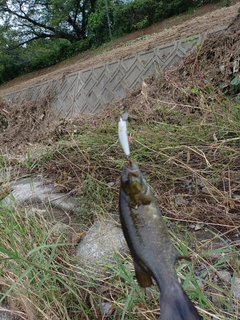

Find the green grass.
xmin=0 ymin=204 xmax=238 ymax=319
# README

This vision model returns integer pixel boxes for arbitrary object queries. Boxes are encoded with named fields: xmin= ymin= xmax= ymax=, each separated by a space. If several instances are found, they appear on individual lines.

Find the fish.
xmin=119 ymin=159 xmax=202 ymax=320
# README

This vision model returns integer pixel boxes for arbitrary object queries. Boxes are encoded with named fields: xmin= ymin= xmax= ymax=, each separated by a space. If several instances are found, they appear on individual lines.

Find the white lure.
xmin=118 ymin=114 xmax=130 ymax=157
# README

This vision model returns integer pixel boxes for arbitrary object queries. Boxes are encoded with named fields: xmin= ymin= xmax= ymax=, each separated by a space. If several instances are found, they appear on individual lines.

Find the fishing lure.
xmin=118 ymin=113 xmax=130 ymax=158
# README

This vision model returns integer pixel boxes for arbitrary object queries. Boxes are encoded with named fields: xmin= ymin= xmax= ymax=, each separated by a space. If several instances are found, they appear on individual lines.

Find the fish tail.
xmin=160 ymin=287 xmax=202 ymax=320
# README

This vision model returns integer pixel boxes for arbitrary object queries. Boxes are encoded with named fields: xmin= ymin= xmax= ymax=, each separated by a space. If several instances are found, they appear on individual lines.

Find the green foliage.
xmin=0 ymin=38 xmax=91 ymax=84
xmin=163 ymin=0 xmax=194 ymax=16
xmin=0 ymin=0 xmax=95 ymax=83
xmin=88 ymin=0 xmax=195 ymax=44
xmin=26 ymin=39 xmax=91 ymax=71
xmin=0 ymin=0 xmax=97 ymax=45
xmin=0 ymin=206 xmax=92 ymax=319
xmin=112 ymin=0 xmax=165 ymax=36
xmin=87 ymin=0 xmax=116 ymax=46
xmin=0 ymin=0 xmax=228 ymax=84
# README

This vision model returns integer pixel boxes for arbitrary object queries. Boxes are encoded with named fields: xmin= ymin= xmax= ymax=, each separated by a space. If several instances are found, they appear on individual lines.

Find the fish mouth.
xmin=121 ymin=159 xmax=144 ymax=196
xmin=123 ymin=159 xmax=136 ymax=172
xmin=122 ymin=159 xmax=139 ymax=181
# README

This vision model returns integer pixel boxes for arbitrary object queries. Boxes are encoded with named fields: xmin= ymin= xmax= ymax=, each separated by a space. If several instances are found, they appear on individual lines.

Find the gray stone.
xmin=101 ymin=302 xmax=112 ymax=316
xmin=76 ymin=219 xmax=127 ymax=264
xmin=174 ymin=195 xmax=189 ymax=207
xmin=0 ymin=306 xmax=20 ymax=320
xmin=26 ymin=207 xmax=47 ymax=216
xmin=233 ymin=277 xmax=240 ymax=299
xmin=217 ymin=270 xmax=232 ymax=283
xmin=0 ymin=312 xmax=15 ymax=320
xmin=196 ymin=279 xmax=204 ymax=290
xmin=1 ymin=177 xmax=81 ymax=215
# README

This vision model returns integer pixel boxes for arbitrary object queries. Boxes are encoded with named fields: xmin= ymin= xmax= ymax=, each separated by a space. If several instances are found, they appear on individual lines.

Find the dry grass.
xmin=1 ymin=73 xmax=239 ymax=319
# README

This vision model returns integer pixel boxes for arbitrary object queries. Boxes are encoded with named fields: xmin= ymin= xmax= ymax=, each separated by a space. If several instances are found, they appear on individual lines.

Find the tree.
xmin=0 ymin=0 xmax=214 ymax=84
xmin=0 ymin=0 xmax=96 ymax=83
xmin=0 ymin=0 xmax=97 ymax=48
xmin=87 ymin=0 xmax=116 ymax=46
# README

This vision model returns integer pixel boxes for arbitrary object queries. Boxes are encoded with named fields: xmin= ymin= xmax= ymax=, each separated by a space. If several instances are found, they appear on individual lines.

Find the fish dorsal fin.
xmin=138 ymin=193 xmax=152 ymax=205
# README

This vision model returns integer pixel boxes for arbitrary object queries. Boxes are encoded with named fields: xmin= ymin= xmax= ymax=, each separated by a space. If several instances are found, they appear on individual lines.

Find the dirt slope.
xmin=0 ymin=1 xmax=239 ymax=96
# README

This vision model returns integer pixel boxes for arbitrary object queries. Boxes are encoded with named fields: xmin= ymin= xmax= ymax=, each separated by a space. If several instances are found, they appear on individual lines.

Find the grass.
xmin=0 ymin=69 xmax=240 ymax=319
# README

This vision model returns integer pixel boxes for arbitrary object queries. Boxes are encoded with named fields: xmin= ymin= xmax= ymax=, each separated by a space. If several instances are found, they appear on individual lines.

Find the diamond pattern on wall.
xmin=107 ymin=61 xmax=120 ymax=75
xmin=93 ymin=65 xmax=105 ymax=79
xmin=138 ymin=50 xmax=155 ymax=66
xmin=109 ymin=69 xmax=125 ymax=91
xmin=96 ymin=74 xmax=109 ymax=93
xmin=121 ymin=56 xmax=137 ymax=71
xmin=4 ymin=28 xmax=227 ymax=116
xmin=81 ymin=69 xmax=92 ymax=82
xmin=124 ymin=63 xmax=142 ymax=88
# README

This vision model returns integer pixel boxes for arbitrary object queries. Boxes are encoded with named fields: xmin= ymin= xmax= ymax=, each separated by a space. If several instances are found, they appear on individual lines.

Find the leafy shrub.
xmin=0 ymin=39 xmax=91 ymax=85
xmin=87 ymin=0 xmax=115 ymax=46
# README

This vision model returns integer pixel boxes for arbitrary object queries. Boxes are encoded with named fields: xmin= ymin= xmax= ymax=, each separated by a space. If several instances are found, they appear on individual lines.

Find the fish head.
xmin=120 ymin=160 xmax=152 ymax=206
xmin=121 ymin=160 xmax=143 ymax=195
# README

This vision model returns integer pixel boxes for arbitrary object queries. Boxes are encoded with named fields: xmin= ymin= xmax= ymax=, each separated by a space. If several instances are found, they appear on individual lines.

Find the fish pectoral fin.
xmin=133 ymin=260 xmax=152 ymax=288
xmin=138 ymin=193 xmax=151 ymax=205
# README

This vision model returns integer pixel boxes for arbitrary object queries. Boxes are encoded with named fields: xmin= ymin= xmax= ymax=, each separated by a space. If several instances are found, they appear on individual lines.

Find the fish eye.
xmin=125 ymin=178 xmax=130 ymax=185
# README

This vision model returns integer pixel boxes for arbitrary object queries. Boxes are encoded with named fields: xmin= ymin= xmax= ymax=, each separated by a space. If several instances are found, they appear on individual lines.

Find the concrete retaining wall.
xmin=4 ymin=27 xmax=226 ymax=117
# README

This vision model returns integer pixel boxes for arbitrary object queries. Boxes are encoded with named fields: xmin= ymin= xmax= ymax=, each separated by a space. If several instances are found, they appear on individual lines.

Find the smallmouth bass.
xmin=119 ymin=160 xmax=202 ymax=320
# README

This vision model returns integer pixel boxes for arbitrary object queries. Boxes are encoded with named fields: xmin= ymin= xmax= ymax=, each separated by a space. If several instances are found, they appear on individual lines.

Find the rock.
xmin=76 ymin=219 xmax=128 ymax=266
xmin=196 ymin=279 xmax=205 ymax=290
xmin=0 ymin=305 xmax=20 ymax=320
xmin=219 ymin=65 xmax=225 ymax=74
xmin=101 ymin=301 xmax=112 ymax=316
xmin=216 ymin=270 xmax=232 ymax=283
xmin=107 ymin=182 xmax=114 ymax=188
xmin=26 ymin=207 xmax=47 ymax=216
xmin=174 ymin=195 xmax=189 ymax=207
xmin=0 ymin=312 xmax=17 ymax=320
xmin=233 ymin=277 xmax=240 ymax=299
xmin=1 ymin=176 xmax=81 ymax=215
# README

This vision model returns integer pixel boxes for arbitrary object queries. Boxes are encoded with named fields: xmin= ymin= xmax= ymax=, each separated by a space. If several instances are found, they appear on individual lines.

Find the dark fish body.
xmin=119 ymin=160 xmax=202 ymax=320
